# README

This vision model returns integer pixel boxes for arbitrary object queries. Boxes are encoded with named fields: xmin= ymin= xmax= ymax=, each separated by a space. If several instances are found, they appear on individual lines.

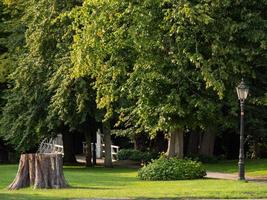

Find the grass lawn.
xmin=0 ymin=159 xmax=266 ymax=200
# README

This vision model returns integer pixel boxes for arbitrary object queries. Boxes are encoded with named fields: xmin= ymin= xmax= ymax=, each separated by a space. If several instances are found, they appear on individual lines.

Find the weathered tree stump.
xmin=8 ymin=153 xmax=68 ymax=190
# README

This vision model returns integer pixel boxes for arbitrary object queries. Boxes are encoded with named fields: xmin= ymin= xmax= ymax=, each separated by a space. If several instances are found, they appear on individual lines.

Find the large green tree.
xmin=0 ymin=0 xmax=85 ymax=154
xmin=0 ymin=0 xmax=104 ymax=166
xmin=72 ymin=0 xmax=266 ymax=158
xmin=72 ymin=0 xmax=200 ymax=158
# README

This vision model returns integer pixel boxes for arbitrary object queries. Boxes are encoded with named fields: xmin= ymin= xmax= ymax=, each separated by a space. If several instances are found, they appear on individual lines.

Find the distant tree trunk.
xmin=187 ymin=131 xmax=200 ymax=155
xmin=250 ymin=140 xmax=261 ymax=159
xmin=62 ymin=132 xmax=77 ymax=164
xmin=91 ymin=122 xmax=97 ymax=165
xmin=133 ymin=133 xmax=149 ymax=151
xmin=166 ymin=128 xmax=184 ymax=158
xmin=83 ymin=117 xmax=97 ymax=167
xmin=0 ymin=141 xmax=8 ymax=163
xmin=92 ymin=142 xmax=97 ymax=165
xmin=84 ymin=131 xmax=92 ymax=167
xmin=8 ymin=154 xmax=68 ymax=190
xmin=150 ymin=132 xmax=167 ymax=153
xmin=103 ymin=122 xmax=112 ymax=168
xmin=199 ymin=127 xmax=216 ymax=157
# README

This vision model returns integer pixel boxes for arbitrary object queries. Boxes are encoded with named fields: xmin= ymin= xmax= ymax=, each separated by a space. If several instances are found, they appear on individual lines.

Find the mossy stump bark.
xmin=8 ymin=153 xmax=68 ymax=190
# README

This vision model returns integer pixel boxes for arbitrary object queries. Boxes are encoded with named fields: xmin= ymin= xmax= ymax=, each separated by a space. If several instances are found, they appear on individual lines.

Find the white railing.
xmin=82 ymin=142 xmax=119 ymax=160
xmin=37 ymin=138 xmax=64 ymax=156
xmin=53 ymin=144 xmax=64 ymax=155
xmin=37 ymin=132 xmax=119 ymax=160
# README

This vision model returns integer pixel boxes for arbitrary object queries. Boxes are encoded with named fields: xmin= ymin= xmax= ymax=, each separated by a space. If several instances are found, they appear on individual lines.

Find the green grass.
xmin=204 ymin=159 xmax=267 ymax=177
xmin=0 ymin=160 xmax=266 ymax=200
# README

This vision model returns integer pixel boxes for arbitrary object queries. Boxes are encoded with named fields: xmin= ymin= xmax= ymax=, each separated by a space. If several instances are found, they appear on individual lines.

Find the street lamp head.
xmin=236 ymin=78 xmax=249 ymax=102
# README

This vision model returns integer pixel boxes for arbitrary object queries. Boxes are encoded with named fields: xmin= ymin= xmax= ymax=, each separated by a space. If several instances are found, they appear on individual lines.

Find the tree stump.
xmin=8 ymin=153 xmax=68 ymax=190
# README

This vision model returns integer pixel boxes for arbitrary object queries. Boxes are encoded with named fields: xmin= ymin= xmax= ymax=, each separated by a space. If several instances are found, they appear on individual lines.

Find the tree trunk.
xmin=84 ymin=131 xmax=92 ymax=167
xmin=8 ymin=154 xmax=68 ymax=190
xmin=250 ymin=141 xmax=260 ymax=159
xmin=199 ymin=127 xmax=216 ymax=157
xmin=187 ymin=131 xmax=200 ymax=155
xmin=166 ymin=128 xmax=184 ymax=158
xmin=91 ymin=123 xmax=97 ymax=165
xmin=82 ymin=117 xmax=97 ymax=167
xmin=92 ymin=142 xmax=97 ymax=165
xmin=103 ymin=122 xmax=113 ymax=168
xmin=62 ymin=132 xmax=77 ymax=164
xmin=0 ymin=142 xmax=8 ymax=163
xmin=133 ymin=133 xmax=149 ymax=151
xmin=150 ymin=132 xmax=167 ymax=153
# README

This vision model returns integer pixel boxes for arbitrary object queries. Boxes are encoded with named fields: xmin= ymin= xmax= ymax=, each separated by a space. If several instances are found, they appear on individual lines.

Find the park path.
xmin=206 ymin=171 xmax=267 ymax=183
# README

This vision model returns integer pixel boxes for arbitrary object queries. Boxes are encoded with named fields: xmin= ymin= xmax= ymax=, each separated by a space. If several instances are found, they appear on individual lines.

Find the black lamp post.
xmin=236 ymin=78 xmax=249 ymax=180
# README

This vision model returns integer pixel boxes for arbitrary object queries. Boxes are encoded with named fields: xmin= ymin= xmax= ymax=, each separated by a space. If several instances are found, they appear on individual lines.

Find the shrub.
xmin=117 ymin=149 xmax=135 ymax=160
xmin=117 ymin=149 xmax=158 ymax=163
xmin=138 ymin=156 xmax=206 ymax=180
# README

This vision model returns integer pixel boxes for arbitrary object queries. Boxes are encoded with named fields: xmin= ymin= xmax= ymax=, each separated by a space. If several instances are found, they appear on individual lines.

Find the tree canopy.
xmin=0 ymin=0 xmax=266 ymax=157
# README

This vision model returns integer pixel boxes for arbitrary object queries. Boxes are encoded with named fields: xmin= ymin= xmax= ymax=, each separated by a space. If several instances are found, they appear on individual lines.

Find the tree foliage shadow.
xmin=0 ymin=193 xmax=64 ymax=200
xmin=69 ymin=186 xmax=116 ymax=190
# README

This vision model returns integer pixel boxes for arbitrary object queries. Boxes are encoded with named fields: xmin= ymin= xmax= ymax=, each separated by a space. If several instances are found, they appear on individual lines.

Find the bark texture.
xmin=150 ymin=132 xmax=168 ymax=153
xmin=133 ymin=133 xmax=149 ymax=151
xmin=103 ymin=122 xmax=113 ymax=168
xmin=199 ymin=127 xmax=216 ymax=157
xmin=0 ymin=142 xmax=8 ymax=163
xmin=92 ymin=142 xmax=97 ymax=165
xmin=166 ymin=128 xmax=184 ymax=158
xmin=8 ymin=153 xmax=68 ymax=190
xmin=62 ymin=132 xmax=77 ymax=164
xmin=187 ymin=131 xmax=200 ymax=155
xmin=83 ymin=117 xmax=97 ymax=167
xmin=85 ymin=131 xmax=92 ymax=167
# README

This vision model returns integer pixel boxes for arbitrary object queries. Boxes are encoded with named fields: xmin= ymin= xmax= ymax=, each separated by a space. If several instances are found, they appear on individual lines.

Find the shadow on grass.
xmin=133 ymin=198 xmax=203 ymax=200
xmin=0 ymin=193 xmax=64 ymax=200
xmin=69 ymin=186 xmax=116 ymax=190
xmin=205 ymin=159 xmax=267 ymax=174
xmin=0 ymin=194 xmax=196 ymax=200
xmin=64 ymin=167 xmax=139 ymax=187
xmin=64 ymin=166 xmax=137 ymax=173
xmin=68 ymin=198 xmax=238 ymax=200
xmin=69 ymin=198 xmax=186 ymax=200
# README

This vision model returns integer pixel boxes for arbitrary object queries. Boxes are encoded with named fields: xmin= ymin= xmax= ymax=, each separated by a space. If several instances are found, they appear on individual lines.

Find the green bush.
xmin=117 ymin=149 xmax=135 ymax=160
xmin=117 ymin=149 xmax=158 ymax=163
xmin=138 ymin=156 xmax=206 ymax=180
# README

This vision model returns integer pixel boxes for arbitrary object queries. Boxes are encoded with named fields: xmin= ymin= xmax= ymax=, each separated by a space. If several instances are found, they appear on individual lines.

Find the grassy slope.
xmin=0 ymin=160 xmax=266 ymax=200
